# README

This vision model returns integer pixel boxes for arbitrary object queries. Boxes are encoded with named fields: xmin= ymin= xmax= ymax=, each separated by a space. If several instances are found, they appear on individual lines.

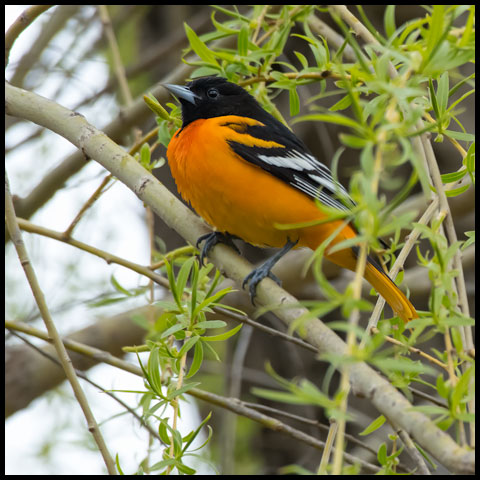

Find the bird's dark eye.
xmin=206 ymin=88 xmax=219 ymax=99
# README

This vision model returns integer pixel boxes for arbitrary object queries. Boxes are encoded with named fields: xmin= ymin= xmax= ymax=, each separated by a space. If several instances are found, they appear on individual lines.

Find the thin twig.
xmin=5 ymin=5 xmax=53 ymax=68
xmin=318 ymin=419 xmax=338 ymax=474
xmin=213 ymin=306 xmax=319 ymax=353
xmin=370 ymin=327 xmax=450 ymax=372
xmin=63 ymin=174 xmax=113 ymax=239
xmin=63 ymin=126 xmax=159 ymax=238
xmin=221 ymin=324 xmax=254 ymax=474
xmin=98 ymin=5 xmax=132 ymax=106
xmin=16 ymin=217 xmax=169 ymax=289
xmin=397 ymin=428 xmax=431 ymax=475
xmin=332 ymin=241 xmax=367 ymax=474
xmin=251 ymin=5 xmax=269 ymax=45
xmin=5 ymin=173 xmax=117 ymax=475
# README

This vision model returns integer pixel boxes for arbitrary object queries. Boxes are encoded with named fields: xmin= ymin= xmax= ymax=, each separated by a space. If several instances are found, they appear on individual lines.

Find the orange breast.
xmin=167 ymin=116 xmax=354 ymax=250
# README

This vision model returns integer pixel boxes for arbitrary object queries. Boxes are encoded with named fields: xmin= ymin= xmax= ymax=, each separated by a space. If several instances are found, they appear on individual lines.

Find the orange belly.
xmin=167 ymin=116 xmax=355 ymax=250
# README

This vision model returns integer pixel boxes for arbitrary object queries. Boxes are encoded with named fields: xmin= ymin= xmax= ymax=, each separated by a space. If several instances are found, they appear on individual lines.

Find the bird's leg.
xmin=242 ymin=238 xmax=298 ymax=303
xmin=196 ymin=231 xmax=240 ymax=266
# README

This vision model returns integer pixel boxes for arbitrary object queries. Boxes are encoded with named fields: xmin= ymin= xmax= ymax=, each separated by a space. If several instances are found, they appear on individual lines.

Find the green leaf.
xmin=446 ymin=88 xmax=475 ymax=114
xmin=185 ymin=341 xmax=203 ymax=379
xmin=294 ymin=113 xmax=365 ymax=134
xmin=441 ymin=169 xmax=466 ymax=184
xmin=178 ymin=335 xmax=200 ymax=357
xmin=135 ymin=351 xmax=150 ymax=385
xmin=372 ymin=357 xmax=435 ymax=375
xmin=329 ymin=95 xmax=352 ymax=112
xmin=356 ymin=6 xmax=386 ymax=45
xmin=462 ymin=231 xmax=474 ymax=251
xmin=201 ymin=322 xmax=242 ymax=342
xmin=237 ymin=24 xmax=249 ymax=57
xmin=424 ymin=5 xmax=445 ymax=66
xmin=444 ymin=184 xmax=469 ymax=197
xmin=211 ymin=5 xmax=251 ymax=22
xmin=294 ymin=50 xmax=309 ymax=69
xmin=147 ymin=347 xmax=164 ymax=395
xmin=167 ymin=381 xmax=201 ymax=400
xmin=441 ymin=313 xmax=475 ymax=326
xmin=204 ymin=268 xmax=223 ymax=299
xmin=184 ymin=23 xmax=219 ymax=66
xmin=150 ymin=458 xmax=176 ymax=472
xmin=436 ymin=72 xmax=449 ymax=116
xmin=176 ymin=256 xmax=196 ymax=300
xmin=384 ymin=5 xmax=396 ymax=38
xmin=289 ymin=88 xmax=300 ymax=116
xmin=429 ymin=78 xmax=440 ymax=119
xmin=139 ymin=142 xmax=151 ymax=168
xmin=172 ymin=428 xmax=183 ymax=456
xmin=110 ymin=274 xmax=132 ymax=296
xmin=377 ymin=442 xmax=387 ymax=465
xmin=436 ymin=374 xmax=450 ymax=399
xmin=201 ymin=339 xmax=220 ymax=361
xmin=192 ymin=286 xmax=232 ymax=319
xmin=359 ymin=415 xmax=386 ymax=436
xmin=154 ymin=299 xmax=179 ymax=311
xmin=182 ymin=411 xmax=212 ymax=453
xmin=160 ymin=322 xmax=185 ymax=340
xmin=158 ymin=419 xmax=172 ymax=446
xmin=411 ymin=405 xmax=450 ymax=416
xmin=449 ymin=72 xmax=475 ymax=98
xmin=176 ymin=462 xmax=196 ymax=475
xmin=115 ymin=453 xmax=125 ymax=475
xmin=252 ymin=387 xmax=313 ymax=405
xmin=194 ymin=320 xmax=227 ymax=330
xmin=458 ymin=6 xmax=475 ymax=47
xmin=157 ymin=121 xmax=172 ymax=149
xmin=443 ymin=130 xmax=475 ymax=141
xmin=164 ymin=258 xmax=181 ymax=310
xmin=339 ymin=133 xmax=368 ymax=149
xmin=190 ymin=65 xmax=222 ymax=78
xmin=464 ymin=142 xmax=475 ymax=181
xmin=144 ymin=93 xmax=171 ymax=120
xmin=190 ymin=259 xmax=199 ymax=321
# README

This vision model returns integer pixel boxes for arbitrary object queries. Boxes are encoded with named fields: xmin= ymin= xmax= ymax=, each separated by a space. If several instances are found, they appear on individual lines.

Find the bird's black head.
xmin=163 ymin=76 xmax=271 ymax=127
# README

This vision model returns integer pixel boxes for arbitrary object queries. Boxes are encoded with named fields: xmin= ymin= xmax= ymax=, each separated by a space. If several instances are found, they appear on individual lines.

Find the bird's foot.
xmin=196 ymin=232 xmax=240 ymax=266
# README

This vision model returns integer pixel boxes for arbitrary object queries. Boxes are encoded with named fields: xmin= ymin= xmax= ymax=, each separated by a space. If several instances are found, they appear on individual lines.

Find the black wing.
xmin=224 ymin=118 xmax=354 ymax=212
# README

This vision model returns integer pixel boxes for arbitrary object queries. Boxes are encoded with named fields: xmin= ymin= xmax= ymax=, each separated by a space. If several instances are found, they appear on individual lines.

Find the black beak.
xmin=163 ymin=83 xmax=199 ymax=105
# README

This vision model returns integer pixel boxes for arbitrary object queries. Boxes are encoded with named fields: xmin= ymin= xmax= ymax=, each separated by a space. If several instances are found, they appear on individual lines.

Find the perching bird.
xmin=164 ymin=76 xmax=417 ymax=322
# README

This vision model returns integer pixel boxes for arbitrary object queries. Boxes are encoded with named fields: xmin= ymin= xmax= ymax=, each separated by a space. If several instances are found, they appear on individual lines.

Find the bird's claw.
xmin=242 ymin=267 xmax=282 ymax=305
xmin=196 ymin=232 xmax=240 ymax=266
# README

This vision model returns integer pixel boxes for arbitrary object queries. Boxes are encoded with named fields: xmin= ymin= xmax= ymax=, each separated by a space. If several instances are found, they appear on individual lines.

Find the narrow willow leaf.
xmin=194 ymin=320 xmax=227 ymax=330
xmin=144 ymin=94 xmax=171 ymax=120
xmin=384 ymin=5 xmax=396 ymax=38
xmin=185 ymin=341 xmax=203 ymax=379
xmin=201 ymin=323 xmax=242 ymax=342
xmin=184 ymin=23 xmax=219 ymax=66
xmin=359 ymin=415 xmax=386 ymax=436
xmin=289 ymin=88 xmax=300 ymax=116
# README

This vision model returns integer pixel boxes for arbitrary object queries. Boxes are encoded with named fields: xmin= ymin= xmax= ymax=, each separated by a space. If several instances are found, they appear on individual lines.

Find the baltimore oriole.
xmin=164 ymin=77 xmax=418 ymax=322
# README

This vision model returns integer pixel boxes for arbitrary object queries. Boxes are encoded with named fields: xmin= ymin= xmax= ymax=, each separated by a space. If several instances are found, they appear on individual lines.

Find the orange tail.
xmin=324 ymin=246 xmax=418 ymax=323
xmin=363 ymin=261 xmax=418 ymax=323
